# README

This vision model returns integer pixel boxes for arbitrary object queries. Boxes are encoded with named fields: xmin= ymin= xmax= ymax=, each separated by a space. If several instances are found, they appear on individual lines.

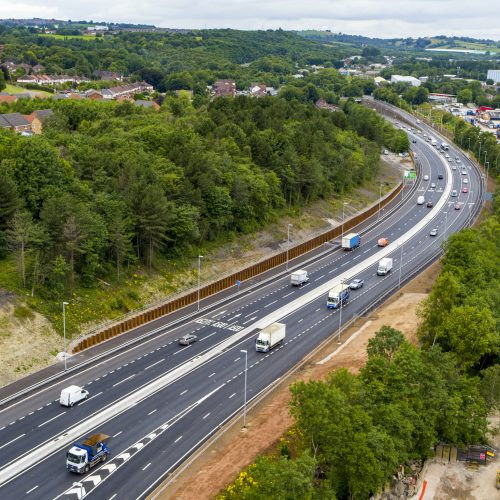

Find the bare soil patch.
xmin=0 ymin=301 xmax=61 ymax=386
xmin=151 ymin=262 xmax=442 ymax=500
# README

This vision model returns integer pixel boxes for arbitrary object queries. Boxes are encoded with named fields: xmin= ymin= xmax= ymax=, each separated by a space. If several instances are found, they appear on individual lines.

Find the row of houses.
xmin=84 ymin=82 xmax=154 ymax=100
xmin=209 ymin=79 xmax=278 ymax=98
xmin=0 ymin=109 xmax=53 ymax=134
xmin=17 ymin=74 xmax=91 ymax=86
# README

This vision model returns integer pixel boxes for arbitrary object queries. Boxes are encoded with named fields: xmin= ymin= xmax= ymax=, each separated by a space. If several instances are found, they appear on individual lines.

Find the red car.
xmin=462 ymin=187 xmax=469 ymax=193
xmin=426 ymin=201 xmax=433 ymax=208
xmin=454 ymin=203 xmax=461 ymax=210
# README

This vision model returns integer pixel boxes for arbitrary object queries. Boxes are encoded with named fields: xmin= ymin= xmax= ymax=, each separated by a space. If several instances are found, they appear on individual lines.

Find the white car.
xmin=423 ymin=174 xmax=429 ymax=181
xmin=463 ymin=178 xmax=469 ymax=184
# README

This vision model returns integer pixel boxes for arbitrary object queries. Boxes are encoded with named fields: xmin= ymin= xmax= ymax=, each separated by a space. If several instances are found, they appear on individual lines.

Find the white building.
xmin=486 ymin=70 xmax=500 ymax=84
xmin=390 ymin=75 xmax=421 ymax=87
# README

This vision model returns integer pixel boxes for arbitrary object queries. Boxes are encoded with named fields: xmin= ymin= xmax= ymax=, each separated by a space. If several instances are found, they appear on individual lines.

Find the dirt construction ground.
xmin=150 ymin=262 xmax=498 ymax=500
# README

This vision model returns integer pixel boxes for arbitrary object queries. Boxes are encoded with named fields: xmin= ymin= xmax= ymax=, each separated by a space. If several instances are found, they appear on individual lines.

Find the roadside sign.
xmin=404 ymin=170 xmax=417 ymax=179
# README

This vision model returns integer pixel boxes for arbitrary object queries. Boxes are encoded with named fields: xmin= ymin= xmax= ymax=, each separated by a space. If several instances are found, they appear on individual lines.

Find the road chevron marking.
xmin=54 ymin=384 xmax=225 ymax=499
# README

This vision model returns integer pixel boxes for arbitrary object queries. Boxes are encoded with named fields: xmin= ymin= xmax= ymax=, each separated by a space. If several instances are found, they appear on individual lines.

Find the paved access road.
xmin=0 ymin=108 xmax=483 ymax=499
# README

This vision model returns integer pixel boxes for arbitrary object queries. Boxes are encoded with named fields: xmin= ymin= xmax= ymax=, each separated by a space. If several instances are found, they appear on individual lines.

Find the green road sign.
xmin=404 ymin=170 xmax=417 ymax=179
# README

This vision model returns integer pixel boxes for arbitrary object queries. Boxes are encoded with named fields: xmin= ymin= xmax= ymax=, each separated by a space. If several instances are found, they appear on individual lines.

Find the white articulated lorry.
xmin=255 ymin=322 xmax=286 ymax=352
xmin=290 ymin=269 xmax=309 ymax=286
xmin=377 ymin=257 xmax=393 ymax=276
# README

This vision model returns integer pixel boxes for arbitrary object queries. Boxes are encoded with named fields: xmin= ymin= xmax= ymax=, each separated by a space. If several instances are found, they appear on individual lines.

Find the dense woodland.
xmin=0 ymin=96 xmax=406 ymax=298
xmin=219 ymin=198 xmax=500 ymax=500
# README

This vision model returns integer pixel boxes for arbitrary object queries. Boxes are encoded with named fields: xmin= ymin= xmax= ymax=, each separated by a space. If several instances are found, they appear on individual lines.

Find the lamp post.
xmin=286 ymin=223 xmax=293 ymax=271
xmin=443 ymin=211 xmax=448 ymax=242
xmin=63 ymin=301 xmax=69 ymax=371
xmin=398 ymin=243 xmax=403 ymax=289
xmin=337 ymin=279 xmax=344 ymax=344
xmin=341 ymin=202 xmax=348 ymax=241
xmin=478 ymin=141 xmax=483 ymax=161
xmin=197 ymin=255 xmax=203 ymax=311
xmin=485 ymin=161 xmax=490 ymax=191
xmin=378 ymin=183 xmax=383 ymax=219
xmin=240 ymin=349 xmax=248 ymax=428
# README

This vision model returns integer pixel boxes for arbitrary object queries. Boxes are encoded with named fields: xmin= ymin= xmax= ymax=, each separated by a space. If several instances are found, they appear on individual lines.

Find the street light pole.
xmin=63 ymin=301 xmax=69 ymax=371
xmin=286 ymin=223 xmax=293 ymax=271
xmin=398 ymin=243 xmax=403 ymax=289
xmin=337 ymin=279 xmax=344 ymax=344
xmin=443 ymin=211 xmax=449 ymax=242
xmin=240 ymin=349 xmax=248 ymax=428
xmin=341 ymin=202 xmax=348 ymax=241
xmin=197 ymin=255 xmax=203 ymax=311
xmin=378 ymin=183 xmax=383 ymax=219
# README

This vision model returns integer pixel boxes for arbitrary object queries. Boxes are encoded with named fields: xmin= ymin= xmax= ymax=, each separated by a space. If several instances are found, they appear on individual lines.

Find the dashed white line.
xmin=314 ymin=274 xmax=325 ymax=282
xmin=145 ymin=358 xmax=165 ymax=370
xmin=202 ymin=413 xmax=211 ymax=419
xmin=38 ymin=413 xmax=63 ymax=428
xmin=180 ymin=389 xmax=188 ymax=396
xmin=298 ymin=318 xmax=304 ymax=323
xmin=244 ymin=310 xmax=258 ymax=317
xmin=264 ymin=300 xmax=278 ymax=308
xmin=282 ymin=292 xmax=294 ymax=298
xmin=26 ymin=485 xmax=39 ymax=495
xmin=148 ymin=409 xmax=157 ymax=416
xmin=0 ymin=433 xmax=26 ymax=449
xmin=229 ymin=393 xmax=236 ymax=399
xmin=234 ymin=357 xmax=240 ymax=362
xmin=108 ymin=495 xmax=117 ymax=500
xmin=208 ymin=372 xmax=216 ymax=378
xmin=113 ymin=374 xmax=135 ymax=387
xmin=174 ymin=436 xmax=183 ymax=443
xmin=200 ymin=332 xmax=217 ymax=341
xmin=113 ymin=431 xmax=122 ymax=438
xmin=143 ymin=462 xmax=151 ymax=471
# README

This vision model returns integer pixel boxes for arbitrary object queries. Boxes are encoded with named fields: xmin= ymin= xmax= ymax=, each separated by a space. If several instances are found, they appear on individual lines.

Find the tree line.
xmin=218 ymin=196 xmax=500 ymax=499
xmin=0 ymin=95 xmax=404 ymax=298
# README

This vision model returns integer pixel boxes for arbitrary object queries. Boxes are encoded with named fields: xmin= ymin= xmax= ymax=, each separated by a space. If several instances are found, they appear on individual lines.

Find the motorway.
xmin=0 ymin=108 xmax=483 ymax=499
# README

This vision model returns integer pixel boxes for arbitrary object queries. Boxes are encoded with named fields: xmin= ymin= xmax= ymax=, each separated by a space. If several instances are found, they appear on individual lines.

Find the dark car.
xmin=349 ymin=278 xmax=364 ymax=290
xmin=438 ymin=174 xmax=444 ymax=180
xmin=178 ymin=334 xmax=197 ymax=346
xmin=426 ymin=201 xmax=433 ymax=208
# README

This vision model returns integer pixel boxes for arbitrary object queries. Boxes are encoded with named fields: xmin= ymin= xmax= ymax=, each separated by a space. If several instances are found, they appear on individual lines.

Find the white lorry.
xmin=60 ymin=385 xmax=89 ymax=407
xmin=377 ymin=257 xmax=393 ymax=276
xmin=255 ymin=322 xmax=286 ymax=352
xmin=326 ymin=283 xmax=350 ymax=309
xmin=290 ymin=269 xmax=309 ymax=286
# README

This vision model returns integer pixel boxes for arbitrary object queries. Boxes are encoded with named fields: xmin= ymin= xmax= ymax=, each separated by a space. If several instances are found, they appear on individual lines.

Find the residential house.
xmin=85 ymin=89 xmax=104 ymax=100
xmin=390 ymin=75 xmax=421 ymax=87
xmin=32 ymin=64 xmax=45 ymax=74
xmin=93 ymin=70 xmax=123 ymax=81
xmin=26 ymin=109 xmax=54 ymax=134
xmin=0 ymin=112 xmax=32 ymax=133
xmin=249 ymin=84 xmax=267 ymax=97
xmin=315 ymin=99 xmax=340 ymax=112
xmin=0 ymin=94 xmax=17 ymax=104
xmin=134 ymin=99 xmax=160 ymax=110
xmin=212 ymin=79 xmax=236 ymax=97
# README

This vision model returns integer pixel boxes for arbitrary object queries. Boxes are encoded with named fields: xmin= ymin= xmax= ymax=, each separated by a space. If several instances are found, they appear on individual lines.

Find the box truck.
xmin=60 ymin=385 xmax=89 ymax=407
xmin=290 ymin=269 xmax=309 ymax=286
xmin=342 ymin=233 xmax=361 ymax=251
xmin=255 ymin=323 xmax=286 ymax=352
xmin=66 ymin=433 xmax=110 ymax=474
xmin=377 ymin=257 xmax=393 ymax=276
xmin=326 ymin=283 xmax=350 ymax=309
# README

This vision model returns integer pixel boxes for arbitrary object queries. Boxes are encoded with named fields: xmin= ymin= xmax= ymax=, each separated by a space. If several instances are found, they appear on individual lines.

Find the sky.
xmin=1 ymin=0 xmax=499 ymax=40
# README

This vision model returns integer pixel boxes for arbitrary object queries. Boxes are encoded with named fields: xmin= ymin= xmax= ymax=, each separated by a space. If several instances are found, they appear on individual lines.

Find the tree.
xmin=0 ymin=166 xmax=21 ymax=229
xmin=457 ymin=88 xmax=472 ymax=104
xmin=0 ymin=70 xmax=6 ymax=92
xmin=367 ymin=325 xmax=405 ymax=362
xmin=6 ymin=211 xmax=37 ymax=287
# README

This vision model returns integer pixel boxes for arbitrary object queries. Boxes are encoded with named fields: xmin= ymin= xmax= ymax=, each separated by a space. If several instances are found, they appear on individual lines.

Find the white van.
xmin=417 ymin=196 xmax=425 ymax=205
xmin=60 ymin=385 xmax=89 ymax=407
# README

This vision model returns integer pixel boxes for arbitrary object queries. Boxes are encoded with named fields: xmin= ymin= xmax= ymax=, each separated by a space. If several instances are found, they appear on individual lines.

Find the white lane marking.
xmin=174 ymin=436 xmax=183 ymax=443
xmin=38 ymin=413 xmax=64 ymax=428
xmin=108 ymin=495 xmax=117 ymax=500
xmin=208 ymin=372 xmax=216 ymax=378
xmin=200 ymin=332 xmax=217 ymax=342
xmin=112 ymin=374 xmax=135 ymax=387
xmin=113 ymin=431 xmax=122 ymax=438
xmin=0 ymin=433 xmax=26 ymax=450
xmin=26 ymin=485 xmax=39 ymax=494
xmin=202 ymin=413 xmax=211 ymax=419
xmin=212 ymin=310 xmax=226 ymax=318
xmin=227 ymin=314 xmax=241 ymax=321
xmin=245 ymin=309 xmax=259 ymax=317
xmin=145 ymin=358 xmax=165 ymax=370
xmin=229 ymin=393 xmax=236 ymax=399
xmin=0 ymin=426 xmax=5 ymax=430
xmin=314 ymin=274 xmax=325 ymax=282
xmin=283 ymin=291 xmax=294 ymax=298
xmin=148 ymin=409 xmax=157 ymax=416
xmin=142 ymin=462 xmax=151 ymax=471
xmin=180 ymin=389 xmax=188 ymax=396
xmin=328 ymin=269 xmax=336 ymax=274
xmin=264 ymin=300 xmax=278 ymax=308
xmin=298 ymin=318 xmax=304 ymax=323
xmin=234 ymin=357 xmax=241 ymax=362
xmin=242 ymin=316 xmax=257 ymax=325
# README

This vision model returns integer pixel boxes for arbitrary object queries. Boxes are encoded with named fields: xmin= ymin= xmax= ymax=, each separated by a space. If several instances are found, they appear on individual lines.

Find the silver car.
xmin=178 ymin=334 xmax=197 ymax=346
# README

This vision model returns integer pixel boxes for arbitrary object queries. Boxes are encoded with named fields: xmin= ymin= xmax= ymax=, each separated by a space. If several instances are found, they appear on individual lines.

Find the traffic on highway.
xmin=0 ymin=105 xmax=483 ymax=499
